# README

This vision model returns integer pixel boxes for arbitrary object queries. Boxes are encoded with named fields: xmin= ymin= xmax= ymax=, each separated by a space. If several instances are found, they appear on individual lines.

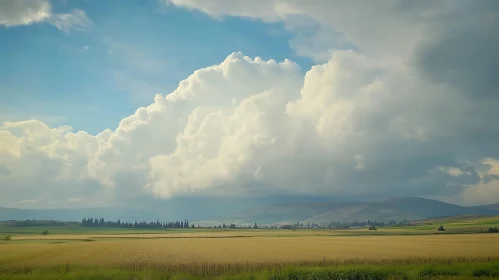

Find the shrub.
xmin=368 ymin=225 xmax=377 ymax=230
xmin=42 ymin=230 xmax=50 ymax=235
xmin=0 ymin=235 xmax=11 ymax=241
xmin=418 ymin=267 xmax=459 ymax=278
xmin=437 ymin=225 xmax=445 ymax=232
xmin=487 ymin=227 xmax=499 ymax=233
xmin=269 ymin=268 xmax=390 ymax=280
xmin=472 ymin=268 xmax=491 ymax=277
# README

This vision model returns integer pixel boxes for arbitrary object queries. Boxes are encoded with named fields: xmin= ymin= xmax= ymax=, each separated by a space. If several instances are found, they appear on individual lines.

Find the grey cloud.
xmin=0 ymin=164 xmax=10 ymax=176
xmin=483 ymin=174 xmax=499 ymax=184
xmin=414 ymin=2 xmax=499 ymax=98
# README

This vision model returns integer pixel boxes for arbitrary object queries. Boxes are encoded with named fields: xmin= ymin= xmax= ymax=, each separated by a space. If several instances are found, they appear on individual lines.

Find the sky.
xmin=0 ymin=0 xmax=498 ymax=209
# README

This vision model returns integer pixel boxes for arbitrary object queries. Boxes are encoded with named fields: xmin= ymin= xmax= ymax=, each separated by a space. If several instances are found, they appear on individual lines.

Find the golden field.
xmin=6 ymin=228 xmax=423 ymax=241
xmin=1 ymin=232 xmax=499 ymax=268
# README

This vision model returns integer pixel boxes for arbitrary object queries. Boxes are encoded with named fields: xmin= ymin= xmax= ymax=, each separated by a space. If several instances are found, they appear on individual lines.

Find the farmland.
xmin=1 ymin=217 xmax=499 ymax=279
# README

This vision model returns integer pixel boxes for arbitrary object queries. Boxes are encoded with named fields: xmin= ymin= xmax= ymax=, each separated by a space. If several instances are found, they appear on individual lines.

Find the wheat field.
xmin=1 ymin=233 xmax=499 ymax=268
xmin=2 ymin=233 xmax=499 ymax=279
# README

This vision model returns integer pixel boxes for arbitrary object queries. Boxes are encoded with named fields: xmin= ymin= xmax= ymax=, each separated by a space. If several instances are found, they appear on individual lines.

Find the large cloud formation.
xmin=1 ymin=1 xmax=499 ymax=207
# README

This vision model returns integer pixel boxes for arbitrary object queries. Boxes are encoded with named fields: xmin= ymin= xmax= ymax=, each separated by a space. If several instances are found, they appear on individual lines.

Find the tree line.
xmin=81 ymin=218 xmax=191 ymax=228
xmin=288 ymin=219 xmax=410 ymax=229
xmin=79 ymin=217 xmax=415 ymax=229
xmin=80 ymin=218 xmax=263 ymax=229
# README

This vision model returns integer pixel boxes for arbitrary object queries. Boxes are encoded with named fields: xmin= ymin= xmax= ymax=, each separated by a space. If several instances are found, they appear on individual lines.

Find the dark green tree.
xmin=487 ymin=227 xmax=498 ymax=233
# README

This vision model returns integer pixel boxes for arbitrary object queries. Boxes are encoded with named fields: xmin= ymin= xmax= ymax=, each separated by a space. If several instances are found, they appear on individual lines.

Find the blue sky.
xmin=0 ymin=0 xmax=312 ymax=134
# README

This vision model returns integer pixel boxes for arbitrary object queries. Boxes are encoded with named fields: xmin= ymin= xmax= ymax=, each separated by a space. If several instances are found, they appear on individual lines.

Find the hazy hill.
xmin=2 ymin=197 xmax=498 ymax=226
xmin=482 ymin=203 xmax=499 ymax=210
xmin=348 ymin=197 xmax=496 ymax=221
xmin=221 ymin=201 xmax=368 ymax=225
xmin=0 ymin=196 xmax=336 ymax=224
xmin=220 ymin=197 xmax=499 ymax=225
xmin=0 ymin=207 xmax=159 ymax=222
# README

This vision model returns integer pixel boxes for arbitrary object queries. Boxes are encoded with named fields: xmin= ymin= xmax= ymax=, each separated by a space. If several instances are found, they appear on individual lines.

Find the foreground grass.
xmin=1 ymin=259 xmax=499 ymax=280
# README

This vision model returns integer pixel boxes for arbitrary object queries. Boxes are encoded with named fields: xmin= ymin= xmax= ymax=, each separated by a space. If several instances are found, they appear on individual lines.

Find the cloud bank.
xmin=1 ymin=1 xmax=498 ymax=207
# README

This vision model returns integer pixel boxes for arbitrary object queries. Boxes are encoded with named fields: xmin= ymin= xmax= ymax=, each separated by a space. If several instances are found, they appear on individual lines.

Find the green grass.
xmin=268 ymin=263 xmax=499 ymax=280
xmin=1 ymin=261 xmax=499 ymax=280
xmin=383 ymin=215 xmax=499 ymax=233
xmin=0 ymin=224 xmax=216 ymax=236
xmin=1 ymin=215 xmax=498 ymax=237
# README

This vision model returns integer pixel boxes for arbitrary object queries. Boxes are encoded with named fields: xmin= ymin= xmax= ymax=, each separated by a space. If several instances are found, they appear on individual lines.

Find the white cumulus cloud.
xmin=1 ymin=49 xmax=498 ymax=205
xmin=0 ymin=0 xmax=91 ymax=33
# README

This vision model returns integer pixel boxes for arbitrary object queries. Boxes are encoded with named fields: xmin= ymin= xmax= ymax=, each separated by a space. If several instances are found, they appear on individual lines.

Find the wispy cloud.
xmin=14 ymin=199 xmax=37 ymax=204
xmin=102 ymin=37 xmax=178 ymax=103
xmin=49 ymin=9 xmax=92 ymax=34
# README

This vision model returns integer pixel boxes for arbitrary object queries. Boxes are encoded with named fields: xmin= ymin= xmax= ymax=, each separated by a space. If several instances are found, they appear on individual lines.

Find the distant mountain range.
xmin=1 ymin=197 xmax=498 ymax=225
xmin=217 ymin=197 xmax=499 ymax=225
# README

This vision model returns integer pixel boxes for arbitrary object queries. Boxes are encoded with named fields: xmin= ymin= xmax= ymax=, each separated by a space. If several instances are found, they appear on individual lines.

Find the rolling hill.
xmin=220 ymin=197 xmax=499 ymax=225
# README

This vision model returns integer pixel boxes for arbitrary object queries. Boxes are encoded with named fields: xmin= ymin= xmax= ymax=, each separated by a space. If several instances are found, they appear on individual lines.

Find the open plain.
xmin=1 ymin=223 xmax=499 ymax=279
